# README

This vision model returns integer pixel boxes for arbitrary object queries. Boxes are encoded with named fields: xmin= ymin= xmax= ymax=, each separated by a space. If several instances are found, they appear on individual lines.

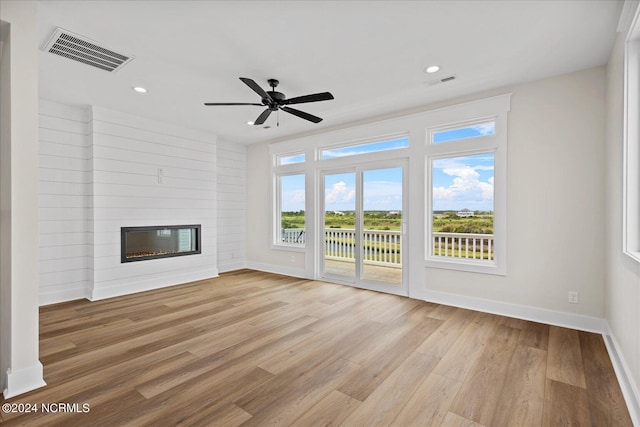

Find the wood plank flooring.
xmin=0 ymin=270 xmax=632 ymax=426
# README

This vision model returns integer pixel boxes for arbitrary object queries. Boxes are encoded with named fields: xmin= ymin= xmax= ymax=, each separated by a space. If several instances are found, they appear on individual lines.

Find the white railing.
xmin=325 ymin=229 xmax=402 ymax=267
xmin=432 ymin=232 xmax=494 ymax=260
xmin=282 ymin=229 xmax=494 ymax=264
xmin=282 ymin=228 xmax=401 ymax=267
xmin=282 ymin=228 xmax=306 ymax=244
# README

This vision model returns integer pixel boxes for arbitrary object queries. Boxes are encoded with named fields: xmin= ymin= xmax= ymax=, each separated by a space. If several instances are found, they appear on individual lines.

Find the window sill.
xmin=623 ymin=249 xmax=640 ymax=266
xmin=271 ymin=244 xmax=306 ymax=252
xmin=425 ymin=257 xmax=506 ymax=276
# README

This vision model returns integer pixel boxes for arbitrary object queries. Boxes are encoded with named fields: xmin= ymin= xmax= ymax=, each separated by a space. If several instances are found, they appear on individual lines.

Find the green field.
xmin=282 ymin=210 xmax=493 ymax=233
xmin=432 ymin=211 xmax=493 ymax=234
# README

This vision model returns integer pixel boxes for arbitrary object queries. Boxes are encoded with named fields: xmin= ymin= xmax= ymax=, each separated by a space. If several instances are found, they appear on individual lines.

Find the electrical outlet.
xmin=568 ymin=291 xmax=579 ymax=304
xmin=290 ymin=255 xmax=296 ymax=263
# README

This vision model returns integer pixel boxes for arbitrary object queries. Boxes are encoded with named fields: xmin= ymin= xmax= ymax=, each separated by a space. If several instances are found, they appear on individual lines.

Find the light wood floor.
xmin=324 ymin=259 xmax=402 ymax=285
xmin=0 ymin=269 xmax=632 ymax=426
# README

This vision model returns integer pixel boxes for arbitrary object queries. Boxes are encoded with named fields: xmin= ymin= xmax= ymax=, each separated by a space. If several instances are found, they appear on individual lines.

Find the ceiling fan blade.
xmin=254 ymin=108 xmax=272 ymax=125
xmin=281 ymin=106 xmax=323 ymax=123
xmin=285 ymin=92 xmax=334 ymax=105
xmin=204 ymin=102 xmax=263 ymax=106
xmin=240 ymin=77 xmax=272 ymax=102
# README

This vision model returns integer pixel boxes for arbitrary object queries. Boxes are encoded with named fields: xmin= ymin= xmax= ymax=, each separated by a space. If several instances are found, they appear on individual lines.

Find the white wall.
xmin=37 ymin=102 xmax=251 ymax=302
xmin=89 ymin=107 xmax=218 ymax=300
xmin=246 ymin=66 xmax=607 ymax=329
xmin=0 ymin=0 xmax=46 ymax=398
xmin=0 ymin=13 xmax=11 ymax=399
xmin=604 ymin=32 xmax=640 ymax=420
xmin=38 ymin=101 xmax=91 ymax=304
xmin=37 ymin=102 xmax=221 ymax=303
xmin=422 ymin=67 xmax=606 ymax=321
xmin=246 ymin=143 xmax=307 ymax=276
xmin=217 ymin=140 xmax=246 ymax=273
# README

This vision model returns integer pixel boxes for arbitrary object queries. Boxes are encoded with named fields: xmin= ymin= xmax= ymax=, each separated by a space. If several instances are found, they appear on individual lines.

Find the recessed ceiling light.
xmin=425 ymin=65 xmax=440 ymax=74
xmin=246 ymin=121 xmax=255 ymax=126
xmin=133 ymin=86 xmax=147 ymax=93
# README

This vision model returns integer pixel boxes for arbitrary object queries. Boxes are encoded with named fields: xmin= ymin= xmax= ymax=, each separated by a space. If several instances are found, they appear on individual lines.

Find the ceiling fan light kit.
xmin=205 ymin=77 xmax=334 ymax=126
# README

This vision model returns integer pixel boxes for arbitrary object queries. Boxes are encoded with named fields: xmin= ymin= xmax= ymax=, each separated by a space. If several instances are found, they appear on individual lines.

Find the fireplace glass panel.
xmin=121 ymin=225 xmax=201 ymax=262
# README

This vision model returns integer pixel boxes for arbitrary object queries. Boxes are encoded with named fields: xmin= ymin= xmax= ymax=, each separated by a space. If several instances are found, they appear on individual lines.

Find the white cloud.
xmin=483 ymin=177 xmax=494 ymax=200
xmin=433 ymin=156 xmax=493 ymax=171
xmin=363 ymin=180 xmax=403 ymax=210
xmin=289 ymin=189 xmax=305 ymax=203
xmin=321 ymin=149 xmax=363 ymax=159
xmin=326 ymin=181 xmax=355 ymax=204
xmin=433 ymin=166 xmax=493 ymax=211
xmin=282 ymin=189 xmax=305 ymax=211
xmin=472 ymin=122 xmax=495 ymax=136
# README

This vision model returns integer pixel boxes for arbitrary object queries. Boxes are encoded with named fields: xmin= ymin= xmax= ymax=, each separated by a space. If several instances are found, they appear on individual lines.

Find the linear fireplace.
xmin=121 ymin=225 xmax=201 ymax=263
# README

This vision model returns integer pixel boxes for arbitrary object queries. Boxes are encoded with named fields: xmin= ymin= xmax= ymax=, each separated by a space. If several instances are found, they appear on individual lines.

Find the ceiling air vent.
xmin=42 ymin=28 xmax=134 ymax=72
xmin=426 ymin=75 xmax=457 ymax=87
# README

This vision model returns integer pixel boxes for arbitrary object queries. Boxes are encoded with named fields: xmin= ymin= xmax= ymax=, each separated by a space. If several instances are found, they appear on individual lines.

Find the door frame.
xmin=317 ymin=159 xmax=408 ymax=296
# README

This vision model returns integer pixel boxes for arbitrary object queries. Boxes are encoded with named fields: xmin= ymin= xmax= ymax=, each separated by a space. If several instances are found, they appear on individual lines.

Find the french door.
xmin=320 ymin=162 xmax=407 ymax=295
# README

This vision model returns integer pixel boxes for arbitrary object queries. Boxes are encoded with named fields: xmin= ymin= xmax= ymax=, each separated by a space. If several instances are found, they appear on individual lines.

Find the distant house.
xmin=457 ymin=209 xmax=474 ymax=217
xmin=333 ymin=211 xmax=345 ymax=215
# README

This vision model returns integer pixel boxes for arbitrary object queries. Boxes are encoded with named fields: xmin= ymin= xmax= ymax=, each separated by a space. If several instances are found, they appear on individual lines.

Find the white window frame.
xmin=274 ymin=172 xmax=306 ymax=249
xmin=425 ymin=97 xmax=510 ymax=275
xmin=623 ymin=3 xmax=640 ymax=264
xmin=270 ymin=146 xmax=307 ymax=251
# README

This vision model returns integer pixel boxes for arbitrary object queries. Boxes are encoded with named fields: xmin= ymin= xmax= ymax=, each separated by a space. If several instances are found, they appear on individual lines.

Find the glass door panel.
xmin=321 ymin=163 xmax=406 ymax=295
xmin=323 ymin=172 xmax=356 ymax=279
xmin=361 ymin=167 xmax=403 ymax=285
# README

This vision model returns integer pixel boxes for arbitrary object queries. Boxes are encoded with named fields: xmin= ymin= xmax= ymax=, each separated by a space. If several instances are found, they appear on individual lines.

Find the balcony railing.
xmin=282 ymin=228 xmax=494 ymax=264
xmin=432 ymin=232 xmax=494 ymax=260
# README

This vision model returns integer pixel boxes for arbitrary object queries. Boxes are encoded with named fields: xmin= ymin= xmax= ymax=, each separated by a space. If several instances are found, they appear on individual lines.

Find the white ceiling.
xmin=37 ymin=0 xmax=622 ymax=145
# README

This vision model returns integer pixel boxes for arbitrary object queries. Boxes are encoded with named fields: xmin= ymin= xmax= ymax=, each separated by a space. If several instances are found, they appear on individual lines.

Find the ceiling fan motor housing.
xmin=266 ymin=91 xmax=287 ymax=109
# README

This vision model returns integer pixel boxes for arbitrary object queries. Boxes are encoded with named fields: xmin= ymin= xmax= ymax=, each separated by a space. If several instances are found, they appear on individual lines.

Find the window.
xmin=623 ymin=5 xmax=640 ymax=263
xmin=271 ymin=145 xmax=307 ymax=249
xmin=431 ymin=153 xmax=495 ymax=260
xmin=425 ymin=96 xmax=510 ymax=275
xmin=277 ymin=152 xmax=305 ymax=165
xmin=276 ymin=174 xmax=306 ymax=246
xmin=432 ymin=121 xmax=495 ymax=143
xmin=320 ymin=136 xmax=408 ymax=160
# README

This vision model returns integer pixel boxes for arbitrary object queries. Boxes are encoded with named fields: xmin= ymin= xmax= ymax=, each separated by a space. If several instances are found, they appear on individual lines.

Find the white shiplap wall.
xmin=38 ymin=101 xmax=222 ymax=304
xmin=217 ymin=140 xmax=246 ymax=272
xmin=90 ymin=107 xmax=218 ymax=300
xmin=39 ymin=101 xmax=92 ymax=304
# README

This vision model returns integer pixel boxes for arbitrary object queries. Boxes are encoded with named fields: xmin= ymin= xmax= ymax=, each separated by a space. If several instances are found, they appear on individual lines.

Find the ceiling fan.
xmin=204 ymin=77 xmax=334 ymax=125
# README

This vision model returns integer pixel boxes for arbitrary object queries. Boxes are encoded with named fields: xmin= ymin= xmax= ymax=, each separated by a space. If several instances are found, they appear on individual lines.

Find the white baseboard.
xmin=90 ymin=267 xmax=219 ymax=301
xmin=3 ymin=362 xmax=46 ymax=399
xmin=245 ymin=261 xmax=310 ymax=280
xmin=603 ymin=322 xmax=640 ymax=426
xmin=218 ymin=260 xmax=247 ymax=274
xmin=412 ymin=288 xmax=606 ymax=333
xmin=39 ymin=286 xmax=91 ymax=306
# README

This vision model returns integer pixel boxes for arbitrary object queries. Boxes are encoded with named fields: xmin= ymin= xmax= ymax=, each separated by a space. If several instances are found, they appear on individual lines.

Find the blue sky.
xmin=433 ymin=122 xmax=495 ymax=143
xmin=280 ymin=134 xmax=494 ymax=212
xmin=324 ymin=168 xmax=403 ymax=212
xmin=281 ymin=174 xmax=306 ymax=212
xmin=321 ymin=137 xmax=408 ymax=159
xmin=279 ymin=153 xmax=305 ymax=165
xmin=281 ymin=169 xmax=404 ymax=212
